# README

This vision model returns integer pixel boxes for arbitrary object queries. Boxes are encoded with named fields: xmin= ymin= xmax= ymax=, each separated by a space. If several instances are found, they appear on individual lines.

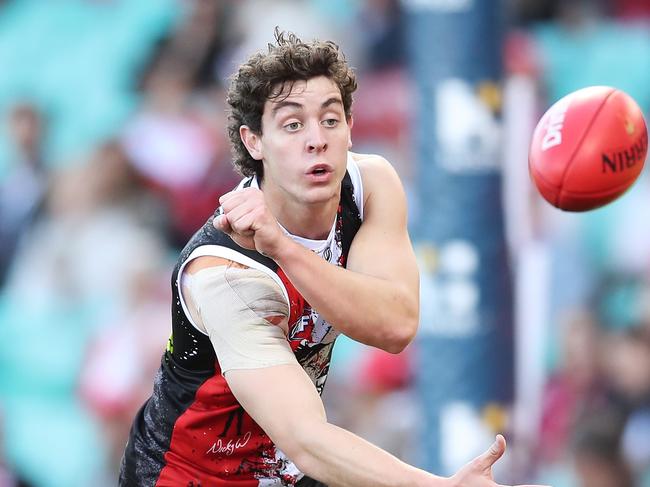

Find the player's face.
xmin=255 ymin=76 xmax=351 ymax=206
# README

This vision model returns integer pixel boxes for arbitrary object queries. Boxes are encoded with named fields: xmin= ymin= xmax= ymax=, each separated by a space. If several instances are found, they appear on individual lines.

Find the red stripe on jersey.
xmin=155 ymin=362 xmax=284 ymax=486
xmin=277 ymin=268 xmax=305 ymax=327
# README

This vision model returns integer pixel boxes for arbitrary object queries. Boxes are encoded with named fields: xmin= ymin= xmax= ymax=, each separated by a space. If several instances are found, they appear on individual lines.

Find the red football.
xmin=529 ymin=86 xmax=648 ymax=211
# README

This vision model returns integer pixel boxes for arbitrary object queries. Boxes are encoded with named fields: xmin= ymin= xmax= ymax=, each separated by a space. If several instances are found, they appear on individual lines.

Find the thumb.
xmin=213 ymin=211 xmax=232 ymax=235
xmin=474 ymin=434 xmax=506 ymax=471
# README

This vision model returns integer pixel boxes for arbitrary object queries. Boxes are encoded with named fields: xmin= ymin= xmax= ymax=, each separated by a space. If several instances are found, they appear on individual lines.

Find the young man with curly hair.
xmin=120 ymin=29 xmax=544 ymax=487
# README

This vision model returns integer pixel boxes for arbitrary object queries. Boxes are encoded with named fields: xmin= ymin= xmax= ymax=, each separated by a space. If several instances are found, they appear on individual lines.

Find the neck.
xmin=263 ymin=187 xmax=340 ymax=240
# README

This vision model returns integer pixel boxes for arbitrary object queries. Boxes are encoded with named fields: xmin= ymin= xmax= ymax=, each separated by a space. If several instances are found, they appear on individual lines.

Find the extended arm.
xmin=181 ymin=258 xmax=546 ymax=487
xmin=181 ymin=257 xmax=436 ymax=485
xmin=229 ymin=367 xmax=546 ymax=487
xmin=227 ymin=364 xmax=441 ymax=487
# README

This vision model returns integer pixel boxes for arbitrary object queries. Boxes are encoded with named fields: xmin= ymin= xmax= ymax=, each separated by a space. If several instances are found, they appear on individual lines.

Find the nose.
xmin=306 ymin=123 xmax=328 ymax=153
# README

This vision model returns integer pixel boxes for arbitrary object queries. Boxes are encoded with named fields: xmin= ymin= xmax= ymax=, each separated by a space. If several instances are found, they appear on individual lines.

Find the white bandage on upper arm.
xmin=186 ymin=265 xmax=296 ymax=374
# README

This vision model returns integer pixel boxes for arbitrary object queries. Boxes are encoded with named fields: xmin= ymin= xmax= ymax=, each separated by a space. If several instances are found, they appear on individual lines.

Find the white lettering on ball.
xmin=541 ymin=99 xmax=570 ymax=151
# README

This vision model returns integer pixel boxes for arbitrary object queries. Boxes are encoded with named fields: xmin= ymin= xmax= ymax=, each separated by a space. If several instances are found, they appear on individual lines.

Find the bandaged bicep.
xmin=183 ymin=264 xmax=296 ymax=374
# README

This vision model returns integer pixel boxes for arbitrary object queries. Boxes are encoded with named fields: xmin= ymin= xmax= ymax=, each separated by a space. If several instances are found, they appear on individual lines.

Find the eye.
xmin=322 ymin=118 xmax=339 ymax=127
xmin=284 ymin=121 xmax=303 ymax=132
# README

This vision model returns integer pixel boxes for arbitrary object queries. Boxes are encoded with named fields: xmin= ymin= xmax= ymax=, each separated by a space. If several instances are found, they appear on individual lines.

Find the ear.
xmin=346 ymin=116 xmax=354 ymax=149
xmin=240 ymin=125 xmax=263 ymax=160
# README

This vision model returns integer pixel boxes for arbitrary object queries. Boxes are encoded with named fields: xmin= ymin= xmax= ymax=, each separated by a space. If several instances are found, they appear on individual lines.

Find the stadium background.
xmin=0 ymin=0 xmax=649 ymax=486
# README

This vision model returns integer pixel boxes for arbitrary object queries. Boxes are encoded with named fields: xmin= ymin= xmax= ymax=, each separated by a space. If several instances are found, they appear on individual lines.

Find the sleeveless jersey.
xmin=120 ymin=157 xmax=364 ymax=487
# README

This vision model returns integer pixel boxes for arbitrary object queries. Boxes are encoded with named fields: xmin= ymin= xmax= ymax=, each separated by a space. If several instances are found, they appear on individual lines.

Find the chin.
xmin=301 ymin=186 xmax=340 ymax=205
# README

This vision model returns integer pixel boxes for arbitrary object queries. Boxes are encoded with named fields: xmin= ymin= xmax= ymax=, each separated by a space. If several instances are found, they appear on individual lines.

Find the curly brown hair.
xmin=226 ymin=28 xmax=357 ymax=178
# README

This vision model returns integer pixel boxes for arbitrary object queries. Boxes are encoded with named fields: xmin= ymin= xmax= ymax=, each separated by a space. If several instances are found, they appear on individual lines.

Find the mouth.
xmin=306 ymin=164 xmax=333 ymax=176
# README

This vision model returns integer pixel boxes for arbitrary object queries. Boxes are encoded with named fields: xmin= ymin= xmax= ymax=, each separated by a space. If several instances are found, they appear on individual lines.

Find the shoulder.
xmin=349 ymin=152 xmax=405 ymax=208
xmin=350 ymin=151 xmax=394 ymax=173
xmin=183 ymin=257 xmax=290 ymax=330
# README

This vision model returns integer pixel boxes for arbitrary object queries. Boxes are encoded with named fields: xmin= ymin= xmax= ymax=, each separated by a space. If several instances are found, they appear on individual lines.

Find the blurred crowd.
xmin=0 ymin=1 xmax=648 ymax=486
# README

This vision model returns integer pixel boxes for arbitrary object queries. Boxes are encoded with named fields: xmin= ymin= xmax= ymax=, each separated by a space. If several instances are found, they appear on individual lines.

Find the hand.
xmin=213 ymin=188 xmax=287 ymax=258
xmin=448 ymin=435 xmax=549 ymax=487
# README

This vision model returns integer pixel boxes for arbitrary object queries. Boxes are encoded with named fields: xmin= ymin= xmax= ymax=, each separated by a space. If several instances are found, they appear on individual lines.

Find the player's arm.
xmin=216 ymin=155 xmax=419 ymax=353
xmin=234 ymin=370 xmax=546 ymax=487
xmin=231 ymin=367 xmax=546 ymax=487
xmin=182 ymin=259 xmax=544 ymax=487
xmin=283 ymin=155 xmax=418 ymax=352
xmin=278 ymin=155 xmax=419 ymax=352
xmin=182 ymin=257 xmax=435 ymax=486
xmin=228 ymin=364 xmax=444 ymax=487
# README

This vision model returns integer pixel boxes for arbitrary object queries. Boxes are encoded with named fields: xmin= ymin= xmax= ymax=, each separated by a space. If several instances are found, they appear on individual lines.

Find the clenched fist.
xmin=213 ymin=188 xmax=289 ymax=259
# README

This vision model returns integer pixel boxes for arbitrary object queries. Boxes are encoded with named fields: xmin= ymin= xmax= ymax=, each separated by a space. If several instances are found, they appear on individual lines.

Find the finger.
xmin=220 ymin=193 xmax=247 ymax=213
xmin=229 ymin=211 xmax=259 ymax=236
xmin=222 ymin=203 xmax=259 ymax=233
xmin=220 ymin=192 xmax=263 ymax=217
xmin=213 ymin=213 xmax=233 ymax=234
xmin=474 ymin=435 xmax=506 ymax=471
xmin=220 ymin=187 xmax=261 ymax=205
xmin=219 ymin=192 xmax=254 ymax=215
xmin=222 ymin=196 xmax=260 ymax=219
xmin=218 ymin=190 xmax=237 ymax=205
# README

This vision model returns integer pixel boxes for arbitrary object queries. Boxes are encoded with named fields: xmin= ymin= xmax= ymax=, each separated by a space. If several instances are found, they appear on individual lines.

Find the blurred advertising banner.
xmin=403 ymin=0 xmax=514 ymax=475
